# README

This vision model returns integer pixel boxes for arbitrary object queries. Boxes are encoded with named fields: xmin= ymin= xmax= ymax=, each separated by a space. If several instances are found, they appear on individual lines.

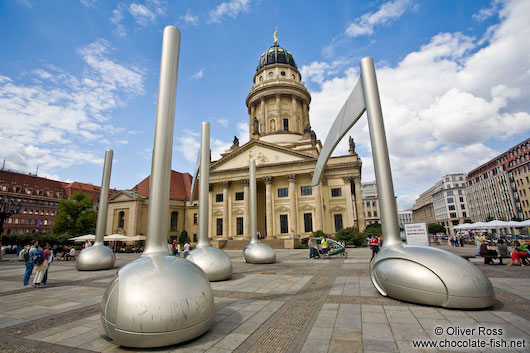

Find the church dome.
xmin=257 ymin=43 xmax=297 ymax=71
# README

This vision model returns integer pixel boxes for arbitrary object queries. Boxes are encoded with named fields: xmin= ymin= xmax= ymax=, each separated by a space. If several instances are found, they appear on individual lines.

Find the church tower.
xmin=246 ymin=32 xmax=318 ymax=156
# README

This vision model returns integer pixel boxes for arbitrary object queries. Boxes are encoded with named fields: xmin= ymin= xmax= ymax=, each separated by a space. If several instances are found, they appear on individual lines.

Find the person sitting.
xmin=480 ymin=241 xmax=498 ymax=265
xmin=65 ymin=247 xmax=77 ymax=261
xmin=506 ymin=241 xmax=528 ymax=267
xmin=496 ymin=239 xmax=509 ymax=265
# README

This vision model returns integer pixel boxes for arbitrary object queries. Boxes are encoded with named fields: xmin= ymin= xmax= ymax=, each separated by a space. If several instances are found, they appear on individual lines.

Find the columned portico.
xmin=343 ymin=177 xmax=355 ymax=228
xmin=264 ymin=176 xmax=273 ymax=238
xmin=353 ymin=176 xmax=366 ymax=231
xmin=288 ymin=174 xmax=298 ymax=235
xmin=242 ymin=179 xmax=250 ymax=239
xmin=221 ymin=181 xmax=230 ymax=239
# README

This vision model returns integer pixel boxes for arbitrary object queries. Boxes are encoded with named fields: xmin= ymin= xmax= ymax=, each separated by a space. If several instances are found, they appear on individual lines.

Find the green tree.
xmin=428 ymin=223 xmax=445 ymax=234
xmin=52 ymin=192 xmax=97 ymax=236
xmin=179 ymin=230 xmax=189 ymax=244
xmin=335 ymin=227 xmax=366 ymax=246
xmin=363 ymin=223 xmax=382 ymax=237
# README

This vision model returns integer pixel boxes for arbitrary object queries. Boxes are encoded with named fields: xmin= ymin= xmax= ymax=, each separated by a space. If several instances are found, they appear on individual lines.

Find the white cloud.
xmin=345 ymin=0 xmax=413 ymax=37
xmin=190 ymin=69 xmax=204 ymax=80
xmin=473 ymin=0 xmax=503 ymax=21
xmin=300 ymin=59 xmax=350 ymax=84
xmin=208 ymin=0 xmax=250 ymax=23
xmin=306 ymin=0 xmax=530 ymax=209
xmin=176 ymin=129 xmax=200 ymax=163
xmin=129 ymin=3 xmax=155 ymax=26
xmin=111 ymin=5 xmax=127 ymax=37
xmin=237 ymin=122 xmax=249 ymax=145
xmin=80 ymin=0 xmax=97 ymax=7
xmin=0 ymin=40 xmax=145 ymax=177
xmin=217 ymin=119 xmax=228 ymax=127
xmin=180 ymin=9 xmax=199 ymax=26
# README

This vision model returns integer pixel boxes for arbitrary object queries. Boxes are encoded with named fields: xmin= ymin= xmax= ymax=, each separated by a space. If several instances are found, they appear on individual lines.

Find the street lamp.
xmin=0 ymin=197 xmax=21 ymax=235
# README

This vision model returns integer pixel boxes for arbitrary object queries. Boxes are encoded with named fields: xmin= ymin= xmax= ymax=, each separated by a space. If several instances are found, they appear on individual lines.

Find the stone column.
xmin=276 ymin=94 xmax=281 ymax=131
xmin=313 ymin=183 xmax=323 ymax=232
xmin=250 ymin=104 xmax=256 ymax=140
xmin=242 ymin=179 xmax=250 ymax=239
xmin=353 ymin=177 xmax=366 ymax=232
xmin=291 ymin=95 xmax=297 ymax=132
xmin=261 ymin=97 xmax=267 ymax=134
xmin=343 ymin=177 xmax=355 ymax=229
xmin=288 ymin=174 xmax=298 ymax=235
xmin=264 ymin=176 xmax=273 ymax=238
xmin=208 ymin=185 xmax=213 ymax=240
xmin=221 ymin=181 xmax=230 ymax=239
xmin=302 ymin=101 xmax=309 ymax=130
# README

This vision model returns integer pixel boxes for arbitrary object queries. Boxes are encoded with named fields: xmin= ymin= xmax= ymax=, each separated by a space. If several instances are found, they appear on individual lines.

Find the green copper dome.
xmin=257 ymin=43 xmax=297 ymax=71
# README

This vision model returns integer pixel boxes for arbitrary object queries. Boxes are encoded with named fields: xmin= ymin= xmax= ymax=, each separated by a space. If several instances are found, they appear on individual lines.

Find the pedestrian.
xmin=40 ymin=247 xmax=54 ymax=288
xmin=22 ymin=241 xmax=38 ymax=286
xmin=171 ymin=240 xmax=177 ymax=256
xmin=183 ymin=241 xmax=190 ymax=258
xmin=33 ymin=243 xmax=50 ymax=288
xmin=450 ymin=235 xmax=455 ymax=247
xmin=321 ymin=237 xmax=329 ymax=260
xmin=175 ymin=242 xmax=180 ymax=257
xmin=496 ymin=238 xmax=509 ymax=265
xmin=308 ymin=235 xmax=314 ymax=259
xmin=459 ymin=233 xmax=464 ymax=247
xmin=370 ymin=235 xmax=380 ymax=261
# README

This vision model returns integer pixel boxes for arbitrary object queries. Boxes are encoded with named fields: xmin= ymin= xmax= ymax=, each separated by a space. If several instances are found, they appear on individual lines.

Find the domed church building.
xmin=207 ymin=33 xmax=365 ymax=247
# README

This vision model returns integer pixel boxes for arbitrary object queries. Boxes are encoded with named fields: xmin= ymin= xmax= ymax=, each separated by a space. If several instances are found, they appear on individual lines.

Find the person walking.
xmin=183 ymin=241 xmax=190 ymax=258
xmin=370 ymin=236 xmax=380 ymax=261
xmin=321 ymin=237 xmax=329 ymax=260
xmin=22 ymin=241 xmax=38 ymax=286
xmin=175 ymin=242 xmax=180 ymax=257
xmin=308 ymin=236 xmax=314 ymax=259
xmin=171 ymin=240 xmax=177 ymax=256
xmin=33 ymin=243 xmax=50 ymax=288
xmin=40 ymin=247 xmax=54 ymax=287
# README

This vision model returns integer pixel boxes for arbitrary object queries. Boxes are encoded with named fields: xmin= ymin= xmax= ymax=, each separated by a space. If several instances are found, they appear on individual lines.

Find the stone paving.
xmin=0 ymin=246 xmax=529 ymax=352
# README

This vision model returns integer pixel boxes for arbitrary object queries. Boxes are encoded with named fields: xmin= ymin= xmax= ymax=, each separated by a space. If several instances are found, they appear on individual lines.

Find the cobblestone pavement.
xmin=0 ymin=246 xmax=529 ymax=353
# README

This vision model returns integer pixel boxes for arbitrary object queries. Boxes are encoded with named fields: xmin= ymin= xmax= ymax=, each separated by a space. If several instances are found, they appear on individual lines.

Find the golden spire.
xmin=274 ymin=26 xmax=278 ymax=45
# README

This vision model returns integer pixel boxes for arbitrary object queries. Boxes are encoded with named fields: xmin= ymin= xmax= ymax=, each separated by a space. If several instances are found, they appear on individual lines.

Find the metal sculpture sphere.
xmin=243 ymin=242 xmax=276 ymax=264
xmin=187 ymin=245 xmax=232 ymax=281
xmin=100 ymin=255 xmax=215 ymax=347
xmin=77 ymin=244 xmax=115 ymax=271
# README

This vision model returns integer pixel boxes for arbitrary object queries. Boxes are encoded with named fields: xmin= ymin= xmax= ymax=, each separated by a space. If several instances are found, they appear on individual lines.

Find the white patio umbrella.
xmin=68 ymin=234 xmax=96 ymax=242
xmin=124 ymin=235 xmax=147 ymax=242
xmin=104 ymin=234 xmax=132 ymax=241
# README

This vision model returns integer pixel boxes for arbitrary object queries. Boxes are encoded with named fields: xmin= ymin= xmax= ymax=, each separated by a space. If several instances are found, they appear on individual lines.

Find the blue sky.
xmin=1 ymin=0 xmax=529 ymax=210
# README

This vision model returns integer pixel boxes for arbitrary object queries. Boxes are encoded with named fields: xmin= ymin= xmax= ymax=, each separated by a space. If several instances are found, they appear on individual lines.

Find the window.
xmin=334 ymin=214 xmax=343 ymax=232
xmin=235 ymin=192 xmax=244 ymax=201
xmin=331 ymin=188 xmax=342 ymax=197
xmin=280 ymin=215 xmax=288 ymax=234
xmin=301 ymin=186 xmax=312 ymax=196
xmin=268 ymin=72 xmax=273 ymax=77
xmin=278 ymin=188 xmax=288 ymax=197
xmin=281 ymin=71 xmax=286 ymax=76
xmin=448 ymin=205 xmax=456 ymax=211
xmin=118 ymin=211 xmax=125 ymax=229
xmin=193 ymin=213 xmax=198 ymax=225
xmin=447 ymin=190 xmax=454 ymax=196
xmin=216 ymin=218 xmax=223 ymax=236
xmin=373 ymin=211 xmax=377 ymax=217
xmin=304 ymin=213 xmax=313 ymax=233
xmin=447 ymin=197 xmax=454 ymax=203
xmin=216 ymin=194 xmax=223 ymax=202
xmin=459 ymin=197 xmax=464 ymax=202
xmin=283 ymin=118 xmax=289 ymax=131
xmin=367 ymin=211 xmax=372 ymax=217
xmin=450 ymin=212 xmax=457 ymax=218
xmin=372 ymin=201 xmax=376 ymax=207
xmin=170 ymin=211 xmax=178 ymax=231
xmin=236 ymin=217 xmax=243 ymax=235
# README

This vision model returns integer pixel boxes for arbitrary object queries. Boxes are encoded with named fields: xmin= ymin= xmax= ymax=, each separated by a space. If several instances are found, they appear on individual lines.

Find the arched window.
xmin=118 ymin=211 xmax=125 ymax=229
xmin=171 ymin=211 xmax=178 ymax=231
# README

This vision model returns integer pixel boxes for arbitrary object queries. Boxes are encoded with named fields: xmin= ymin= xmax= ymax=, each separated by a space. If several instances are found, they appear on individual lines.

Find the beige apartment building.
xmin=412 ymin=186 xmax=436 ymax=225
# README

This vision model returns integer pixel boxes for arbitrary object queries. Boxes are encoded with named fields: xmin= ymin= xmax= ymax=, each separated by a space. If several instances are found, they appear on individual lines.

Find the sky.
xmin=1 ymin=0 xmax=529 ymax=210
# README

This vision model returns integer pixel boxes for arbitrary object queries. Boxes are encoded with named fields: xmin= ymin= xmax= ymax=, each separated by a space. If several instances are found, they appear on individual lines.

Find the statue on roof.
xmin=274 ymin=26 xmax=278 ymax=45
xmin=310 ymin=129 xmax=317 ymax=147
xmin=303 ymin=123 xmax=311 ymax=136
xmin=349 ymin=136 xmax=356 ymax=154
xmin=253 ymin=117 xmax=260 ymax=135
xmin=231 ymin=136 xmax=239 ymax=149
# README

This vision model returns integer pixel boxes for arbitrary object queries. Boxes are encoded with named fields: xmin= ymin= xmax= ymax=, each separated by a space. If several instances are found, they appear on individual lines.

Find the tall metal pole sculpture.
xmin=100 ymin=26 xmax=215 ymax=348
xmin=77 ymin=150 xmax=116 ymax=271
xmin=243 ymin=160 xmax=276 ymax=263
xmin=312 ymin=57 xmax=494 ymax=309
xmin=187 ymin=122 xmax=233 ymax=281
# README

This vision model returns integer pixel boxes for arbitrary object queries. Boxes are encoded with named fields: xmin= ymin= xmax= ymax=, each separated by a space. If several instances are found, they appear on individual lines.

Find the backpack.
xmin=35 ymin=249 xmax=45 ymax=265
xmin=19 ymin=248 xmax=29 ymax=262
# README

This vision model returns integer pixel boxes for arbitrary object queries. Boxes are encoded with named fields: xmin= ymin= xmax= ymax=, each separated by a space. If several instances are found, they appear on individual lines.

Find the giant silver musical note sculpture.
xmin=77 ymin=149 xmax=116 ymax=271
xmin=312 ymin=57 xmax=494 ymax=309
xmin=100 ymin=26 xmax=215 ymax=348
xmin=243 ymin=160 xmax=276 ymax=264
xmin=187 ymin=122 xmax=233 ymax=281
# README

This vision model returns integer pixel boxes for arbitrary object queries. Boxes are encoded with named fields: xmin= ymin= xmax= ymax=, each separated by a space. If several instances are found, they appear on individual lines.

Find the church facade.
xmin=106 ymin=37 xmax=365 ymax=245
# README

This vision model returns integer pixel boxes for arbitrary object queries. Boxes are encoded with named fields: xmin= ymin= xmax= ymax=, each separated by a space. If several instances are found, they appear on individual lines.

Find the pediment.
xmin=212 ymin=140 xmax=314 ymax=172
xmin=109 ymin=191 xmax=143 ymax=202
xmin=329 ymin=205 xmax=346 ymax=212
